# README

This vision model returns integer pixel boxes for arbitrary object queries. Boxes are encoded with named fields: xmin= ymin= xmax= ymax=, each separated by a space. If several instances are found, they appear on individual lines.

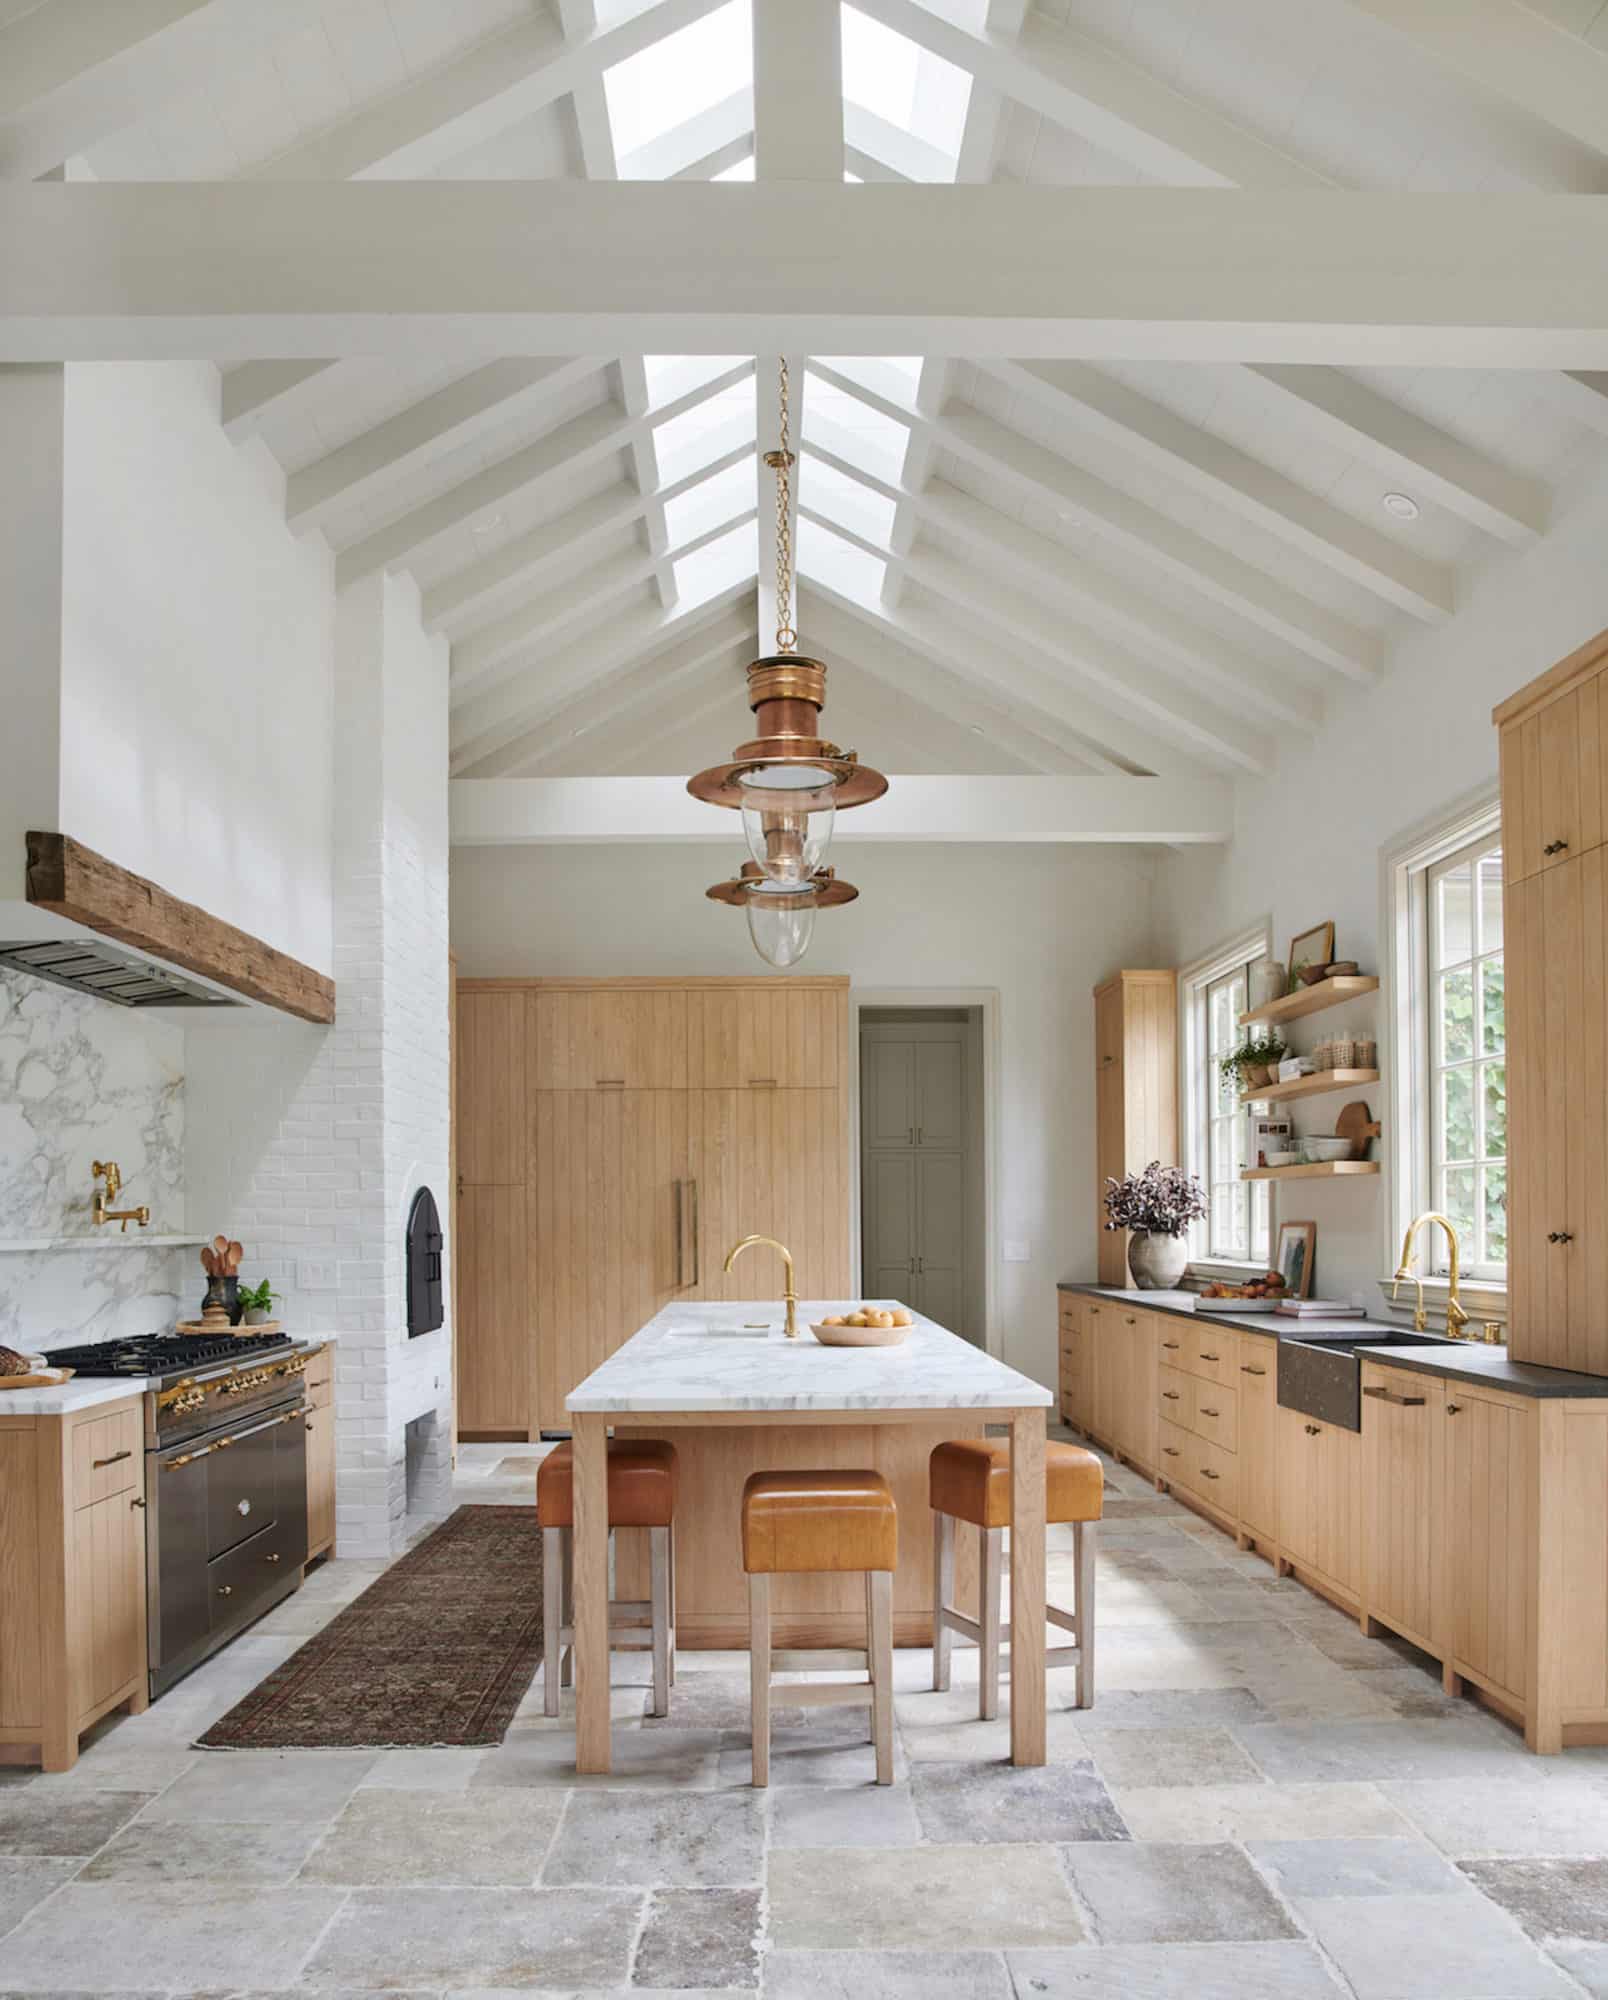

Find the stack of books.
xmin=1275 ymin=1298 xmax=1365 ymax=1319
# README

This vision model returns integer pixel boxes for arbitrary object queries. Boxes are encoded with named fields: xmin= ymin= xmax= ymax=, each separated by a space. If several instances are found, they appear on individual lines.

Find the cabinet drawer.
xmin=1156 ymin=1324 xmax=1187 ymax=1364
xmin=1191 ymin=1381 xmax=1239 ymax=1453
xmin=1159 ymin=1416 xmax=1238 ymax=1514
xmin=1157 ymin=1364 xmax=1194 ymax=1428
xmin=1186 ymin=1325 xmax=1234 ymax=1384
xmin=1156 ymin=1414 xmax=1192 ymax=1481
xmin=72 ymin=1407 xmax=141 ymax=1505
xmin=1236 ymin=1341 xmax=1274 ymax=1385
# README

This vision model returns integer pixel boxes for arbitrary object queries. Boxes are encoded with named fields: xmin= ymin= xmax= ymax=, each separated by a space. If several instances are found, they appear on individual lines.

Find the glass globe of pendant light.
xmin=689 ymin=358 xmax=888 ymax=967
xmin=705 ymin=865 xmax=859 ymax=972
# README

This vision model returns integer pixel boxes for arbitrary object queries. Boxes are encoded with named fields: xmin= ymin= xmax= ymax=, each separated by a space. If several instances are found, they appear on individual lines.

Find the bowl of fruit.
xmin=810 ymin=1306 xmax=915 ymax=1347
xmin=1196 ymin=1273 xmax=1288 ymax=1312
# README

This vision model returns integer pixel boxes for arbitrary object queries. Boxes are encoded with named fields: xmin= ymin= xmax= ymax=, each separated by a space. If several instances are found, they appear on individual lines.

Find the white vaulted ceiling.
xmin=7 ymin=0 xmax=1608 ymax=797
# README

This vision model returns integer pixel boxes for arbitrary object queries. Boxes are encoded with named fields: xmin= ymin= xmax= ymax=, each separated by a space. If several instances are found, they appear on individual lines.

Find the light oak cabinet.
xmin=1236 ymin=1336 xmax=1279 ymax=1547
xmin=303 ymin=1344 xmax=336 ymax=1562
xmin=455 ymin=978 xmax=852 ymax=1438
xmin=1361 ymin=1361 xmax=1442 ymax=1655
xmin=1442 ymin=1386 xmax=1534 ymax=1706
xmin=1276 ymin=1404 xmax=1364 ymax=1602
xmin=1497 ymin=628 xmax=1608 ymax=1375
xmin=1058 ymin=1293 xmax=1085 ymax=1431
xmin=1092 ymin=969 xmax=1178 ymax=1286
xmin=0 ymin=1398 xmax=149 ymax=1771
xmin=1153 ymin=1317 xmax=1249 ymax=1527
xmin=1083 ymin=1302 xmax=1159 ymax=1473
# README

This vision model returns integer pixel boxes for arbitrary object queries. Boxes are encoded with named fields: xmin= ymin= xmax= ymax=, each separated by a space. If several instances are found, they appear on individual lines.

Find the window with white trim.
xmin=1181 ymin=931 xmax=1272 ymax=1269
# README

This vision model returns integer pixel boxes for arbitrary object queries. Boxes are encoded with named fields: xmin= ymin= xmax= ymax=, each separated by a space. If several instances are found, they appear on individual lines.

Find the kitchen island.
xmin=565 ymin=1301 xmax=1054 ymax=1773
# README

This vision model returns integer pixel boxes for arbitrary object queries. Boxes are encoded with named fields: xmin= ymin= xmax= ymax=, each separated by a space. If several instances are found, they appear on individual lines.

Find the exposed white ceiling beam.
xmin=450 ymin=506 xmax=756 ymax=699
xmin=286 ymin=356 xmax=599 ymax=533
xmin=449 ymin=772 xmax=1235 ymax=845
xmin=808 ymin=360 xmax=1381 ymax=682
xmin=218 ymin=359 xmax=338 ymax=441
xmin=1548 ymin=369 xmax=1608 ymax=438
xmin=995 ymin=358 xmax=1455 ymax=621
xmin=847 ymin=0 xmax=1332 ymax=189
xmin=423 ymin=440 xmax=752 ymax=632
xmin=620 ymin=88 xmax=752 ymax=181
xmin=11 ymin=183 xmax=1608 ymax=366
xmin=1244 ymin=366 xmax=1548 ymax=545
xmin=0 ymin=0 xmax=328 ymax=178
xmin=453 ymin=585 xmax=755 ymax=776
xmin=842 ymin=103 xmax=955 ymax=183
xmin=512 ymin=637 xmax=756 ymax=777
xmin=334 ymin=360 xmax=752 ymax=587
xmin=1342 ymin=0 xmax=1608 ymax=158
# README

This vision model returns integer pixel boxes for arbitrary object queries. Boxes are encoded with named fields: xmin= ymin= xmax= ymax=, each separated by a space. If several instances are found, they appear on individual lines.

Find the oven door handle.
xmin=160 ymin=1404 xmax=305 ymax=1469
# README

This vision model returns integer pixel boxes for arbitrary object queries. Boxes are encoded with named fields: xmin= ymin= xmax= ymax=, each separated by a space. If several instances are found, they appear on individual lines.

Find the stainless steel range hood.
xmin=0 ymin=936 xmax=242 ymax=1008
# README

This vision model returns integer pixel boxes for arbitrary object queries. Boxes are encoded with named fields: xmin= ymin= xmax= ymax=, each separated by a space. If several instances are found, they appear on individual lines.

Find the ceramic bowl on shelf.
xmin=1301 ymin=1136 xmax=1352 ymax=1163
xmin=1265 ymin=1150 xmax=1299 ymax=1167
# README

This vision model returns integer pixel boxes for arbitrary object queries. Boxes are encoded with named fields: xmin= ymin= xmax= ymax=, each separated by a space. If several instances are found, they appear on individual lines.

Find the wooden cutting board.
xmin=0 ymin=1367 xmax=75 ymax=1391
xmin=1336 ymin=1100 xmax=1381 ymax=1161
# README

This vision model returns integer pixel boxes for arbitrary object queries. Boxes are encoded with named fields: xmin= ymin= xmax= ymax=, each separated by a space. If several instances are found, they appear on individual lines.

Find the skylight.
xmin=664 ymin=456 xmax=754 ymax=546
xmin=804 ymin=368 xmax=911 ymax=484
xmin=800 ymin=451 xmax=897 ymax=545
xmin=674 ymin=517 xmax=757 ymax=604
xmin=713 ymin=156 xmax=755 ymax=181
xmin=798 ymin=515 xmax=887 ymax=605
xmin=654 ymin=374 xmax=756 ymax=484
xmin=603 ymin=0 xmax=753 ymax=159
xmin=644 ymin=356 xmax=746 ymax=408
xmin=841 ymin=5 xmax=972 ymax=159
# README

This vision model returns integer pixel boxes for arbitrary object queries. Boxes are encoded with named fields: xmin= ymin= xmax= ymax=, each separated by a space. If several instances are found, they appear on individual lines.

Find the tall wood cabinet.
xmin=455 ymin=978 xmax=851 ymax=1437
xmin=1093 ymin=969 xmax=1179 ymax=1284
xmin=1496 ymin=626 xmax=1608 ymax=1376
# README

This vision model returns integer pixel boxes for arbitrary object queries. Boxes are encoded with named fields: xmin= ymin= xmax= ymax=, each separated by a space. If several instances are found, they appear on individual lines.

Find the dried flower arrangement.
xmin=1102 ymin=1160 xmax=1209 ymax=1239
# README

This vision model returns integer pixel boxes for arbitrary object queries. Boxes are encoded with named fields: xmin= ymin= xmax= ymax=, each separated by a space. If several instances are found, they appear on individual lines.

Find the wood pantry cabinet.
xmin=302 ymin=1344 xmax=335 ymax=1563
xmin=1082 ymin=1301 xmax=1159 ymax=1473
xmin=0 ymin=1398 xmax=148 ymax=1771
xmin=1092 ymin=970 xmax=1178 ymax=1286
xmin=454 ymin=978 xmax=852 ymax=1438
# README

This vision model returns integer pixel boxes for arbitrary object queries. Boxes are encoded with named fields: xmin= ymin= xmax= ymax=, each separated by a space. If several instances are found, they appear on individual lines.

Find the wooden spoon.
xmin=226 ymin=1240 xmax=243 ymax=1273
xmin=201 ymin=1246 xmax=216 ymax=1276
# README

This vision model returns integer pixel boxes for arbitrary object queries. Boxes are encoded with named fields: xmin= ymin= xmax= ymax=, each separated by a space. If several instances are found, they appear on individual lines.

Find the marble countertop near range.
xmin=0 ymin=1332 xmax=337 ymax=1416
xmin=567 ymin=1301 xmax=1052 ymax=1414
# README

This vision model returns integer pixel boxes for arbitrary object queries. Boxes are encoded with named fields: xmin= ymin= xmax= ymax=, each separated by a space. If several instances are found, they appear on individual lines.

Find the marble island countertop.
xmin=0 ymin=1333 xmax=335 ymax=1416
xmin=567 ymin=1301 xmax=1052 ymax=1414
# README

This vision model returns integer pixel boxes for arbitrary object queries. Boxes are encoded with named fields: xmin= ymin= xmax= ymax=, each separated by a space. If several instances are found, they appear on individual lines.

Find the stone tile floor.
xmin=2 ymin=1438 xmax=1608 ymax=1995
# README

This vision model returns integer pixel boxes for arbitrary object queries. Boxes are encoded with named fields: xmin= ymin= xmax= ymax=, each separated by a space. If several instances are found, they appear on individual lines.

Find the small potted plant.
xmin=1103 ymin=1161 xmax=1209 ymax=1290
xmin=1219 ymin=1031 xmax=1288 ymax=1093
xmin=238 ymin=1279 xmax=279 ymax=1327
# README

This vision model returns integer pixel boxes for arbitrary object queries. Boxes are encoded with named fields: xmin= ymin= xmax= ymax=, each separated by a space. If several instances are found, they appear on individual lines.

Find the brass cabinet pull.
xmin=1548 ymin=1230 xmax=1575 ymax=1244
xmin=265 ymin=1552 xmax=282 ymax=1564
xmin=1199 ymin=1351 xmax=1220 ymax=1362
xmin=1241 ymin=1364 xmax=1267 ymax=1376
xmin=674 ymin=1179 xmax=686 ymax=1288
xmin=1543 ymin=839 xmax=1570 ymax=855
xmin=1162 ymin=1390 xmax=1180 ymax=1401
xmin=1446 ymin=1402 xmax=1462 ymax=1415
xmin=130 ymin=1497 xmax=146 ymax=1510
xmin=92 ymin=1449 xmax=132 ymax=1469
xmin=750 ymin=1077 xmax=778 ymax=1087
xmin=217 ymin=1585 xmax=234 ymax=1598
xmin=1162 ymin=1339 xmax=1181 ymax=1350
xmin=1200 ymin=1406 xmax=1221 ymax=1417
xmin=689 ymin=1178 xmax=700 ymax=1287
xmin=1124 ymin=1314 xmax=1137 ymax=1325
xmin=1162 ymin=1446 xmax=1180 ymax=1458
xmin=1363 ymin=1385 xmax=1426 ymax=1407
xmin=1304 ymin=1422 xmax=1321 ymax=1436
xmin=1200 ymin=1467 xmax=1220 ymax=1480
xmin=595 ymin=1077 xmax=625 ymax=1088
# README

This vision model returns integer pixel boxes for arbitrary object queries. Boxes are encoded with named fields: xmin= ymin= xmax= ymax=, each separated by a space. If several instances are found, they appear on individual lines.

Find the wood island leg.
xmin=1009 ymin=1408 xmax=1047 ymax=1767
xmin=572 ymin=1414 xmax=611 ymax=1774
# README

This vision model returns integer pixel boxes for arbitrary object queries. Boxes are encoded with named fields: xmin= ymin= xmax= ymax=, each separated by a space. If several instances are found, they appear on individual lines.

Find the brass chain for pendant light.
xmin=763 ymin=357 xmax=797 ymax=654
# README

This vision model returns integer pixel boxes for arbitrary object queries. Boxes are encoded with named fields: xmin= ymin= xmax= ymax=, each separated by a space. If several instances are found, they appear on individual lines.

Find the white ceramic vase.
xmin=1127 ymin=1229 xmax=1189 ymax=1290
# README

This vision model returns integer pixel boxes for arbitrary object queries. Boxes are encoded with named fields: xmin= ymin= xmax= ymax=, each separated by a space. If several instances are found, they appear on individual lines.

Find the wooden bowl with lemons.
xmin=809 ymin=1306 xmax=914 ymax=1348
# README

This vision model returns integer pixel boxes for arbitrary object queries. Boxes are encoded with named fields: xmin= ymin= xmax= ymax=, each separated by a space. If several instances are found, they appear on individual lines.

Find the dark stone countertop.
xmin=1057 ymin=1282 xmax=1608 ymax=1399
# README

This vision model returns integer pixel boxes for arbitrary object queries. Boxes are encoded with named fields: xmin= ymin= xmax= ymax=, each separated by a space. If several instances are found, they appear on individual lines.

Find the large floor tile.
xmin=357 ymin=1747 xmax=488 ymax=1792
xmin=768 ymin=1783 xmax=923 ymax=1849
xmin=1070 ymin=1688 xmax=1273 ymax=1730
xmin=470 ymin=1728 xmax=721 ymax=1790
xmin=23 ymin=1748 xmax=197 ymax=1797
xmin=1460 ymin=1857 xmax=1608 ymax=1943
xmin=1080 ymin=1725 xmax=1264 ymax=1790
xmin=140 ymin=1749 xmax=378 ymax=1822
xmin=1236 ymin=1717 xmax=1535 ymax=1784
xmin=715 ymin=1726 xmax=905 ymax=1788
xmin=910 ymin=1758 xmax=1129 ymax=1845
xmin=768 ymin=1843 xmax=1086 ymax=1949
xmin=1247 ymin=1834 xmax=1466 ymax=1898
xmin=302 ymin=1788 xmax=564 ymax=1887
xmin=760 ymin=1947 xmax=1012 ymax=1997
xmin=1300 ymin=1889 xmax=1576 ymax=1997
xmin=80 ymin=1818 xmax=326 ymax=1884
xmin=0 ymin=1860 xmax=76 ymax=1941
xmin=543 ymin=1790 xmax=762 ymax=1887
xmin=1004 ymin=1940 xmax=1354 ymax=1997
xmin=1061 ymin=1839 xmax=1299 ymax=1944
xmin=303 ymin=1885 xmax=641 ymax=1989
xmin=0 ymin=1792 xmax=150 ymax=1858
xmin=1111 ymin=1779 xmax=1413 ymax=1843
xmin=0 ymin=1881 xmax=346 ymax=1991
xmin=1383 ymin=1776 xmax=1608 ymax=1858
xmin=632 ymin=1886 xmax=760 ymax=1989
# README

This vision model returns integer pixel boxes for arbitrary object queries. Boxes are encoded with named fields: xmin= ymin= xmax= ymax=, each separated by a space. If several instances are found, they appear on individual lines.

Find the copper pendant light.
xmin=691 ymin=358 xmax=887 ymax=966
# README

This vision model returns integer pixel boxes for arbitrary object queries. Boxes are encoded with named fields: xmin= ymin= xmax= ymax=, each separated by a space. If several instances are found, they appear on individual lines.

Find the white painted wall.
xmin=450 ymin=840 xmax=1163 ymax=1391
xmin=1154 ymin=456 xmax=1608 ymax=1308
xmin=55 ymin=362 xmax=335 ymax=974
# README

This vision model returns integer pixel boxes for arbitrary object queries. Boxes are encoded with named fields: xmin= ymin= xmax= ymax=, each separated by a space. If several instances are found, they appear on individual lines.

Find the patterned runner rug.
xmin=198 ymin=1505 xmax=543 ymax=1749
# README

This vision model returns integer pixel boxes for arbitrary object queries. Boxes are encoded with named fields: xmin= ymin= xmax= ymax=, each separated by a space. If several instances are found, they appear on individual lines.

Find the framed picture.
xmin=1287 ymin=920 xmax=1335 ymax=990
xmin=1276 ymin=1220 xmax=1316 ymax=1299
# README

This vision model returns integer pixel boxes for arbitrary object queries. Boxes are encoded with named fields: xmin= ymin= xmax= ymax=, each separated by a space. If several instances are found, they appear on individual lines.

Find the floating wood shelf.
xmin=1239 ymin=975 xmax=1379 ymax=1028
xmin=1241 ymin=1161 xmax=1381 ymax=1183
xmin=0 ymin=1235 xmax=208 ymax=1255
xmin=1240 ymin=1068 xmax=1381 ymax=1107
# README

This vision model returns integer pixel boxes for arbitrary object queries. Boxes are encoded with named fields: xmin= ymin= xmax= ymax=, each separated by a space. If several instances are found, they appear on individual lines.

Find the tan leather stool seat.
xmin=742 ymin=1469 xmax=897 ymax=1575
xmin=538 ymin=1439 xmax=678 ymax=1529
xmin=928 ymin=1439 xmax=1103 ymax=1532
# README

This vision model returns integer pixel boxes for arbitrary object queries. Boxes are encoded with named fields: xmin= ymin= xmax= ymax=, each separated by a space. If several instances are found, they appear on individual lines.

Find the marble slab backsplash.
xmin=0 ymin=966 xmax=186 ymax=1347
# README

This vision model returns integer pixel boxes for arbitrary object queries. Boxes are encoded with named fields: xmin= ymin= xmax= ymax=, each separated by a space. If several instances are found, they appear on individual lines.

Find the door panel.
xmin=530 ymin=989 xmax=688 ymax=1089
xmin=1445 ymin=1392 xmax=1533 ymax=1701
xmin=689 ymin=988 xmax=844 ymax=1089
xmin=456 ymin=1184 xmax=529 ymax=1435
xmin=72 ymin=1492 xmax=144 ymax=1713
xmin=864 ymin=1152 xmax=917 ymax=1298
xmin=915 ymin=1040 xmax=965 ymax=1148
xmin=1362 ymin=1361 xmax=1442 ymax=1651
xmin=457 ymin=992 xmax=526 ymax=1184
xmin=914 ymin=1152 xmax=966 ymax=1330
xmin=862 ymin=1040 xmax=915 ymax=1149
xmin=1236 ymin=1336 xmax=1278 ymax=1543
xmin=694 ymin=1088 xmax=851 ymax=1308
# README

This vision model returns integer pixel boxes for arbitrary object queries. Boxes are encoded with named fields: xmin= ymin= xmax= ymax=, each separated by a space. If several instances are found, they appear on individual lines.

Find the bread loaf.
xmin=0 ymin=1346 xmax=32 ymax=1377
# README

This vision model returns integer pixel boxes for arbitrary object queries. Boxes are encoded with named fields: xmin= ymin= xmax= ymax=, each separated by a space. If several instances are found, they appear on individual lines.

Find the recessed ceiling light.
xmin=969 ymin=724 xmax=985 ymax=736
xmin=1381 ymin=491 xmax=1420 ymax=520
xmin=471 ymin=512 xmax=505 ymax=537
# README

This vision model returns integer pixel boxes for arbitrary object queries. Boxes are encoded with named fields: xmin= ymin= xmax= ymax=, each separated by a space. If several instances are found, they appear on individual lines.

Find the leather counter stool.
xmin=537 ymin=1439 xmax=678 ymax=1718
xmin=928 ymin=1438 xmax=1101 ymax=1718
xmin=741 ymin=1469 xmax=898 ymax=1786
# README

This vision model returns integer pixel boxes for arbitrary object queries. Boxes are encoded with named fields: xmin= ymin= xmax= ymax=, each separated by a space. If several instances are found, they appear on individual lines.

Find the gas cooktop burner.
xmin=43 ymin=1331 xmax=291 ymax=1379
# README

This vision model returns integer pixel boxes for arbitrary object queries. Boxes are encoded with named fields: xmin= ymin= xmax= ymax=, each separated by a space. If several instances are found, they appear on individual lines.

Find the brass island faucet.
xmin=1392 ymin=1211 xmax=1471 ymax=1337
xmin=723 ymin=1235 xmax=799 ymax=1338
xmin=92 ymin=1160 xmax=150 ymax=1233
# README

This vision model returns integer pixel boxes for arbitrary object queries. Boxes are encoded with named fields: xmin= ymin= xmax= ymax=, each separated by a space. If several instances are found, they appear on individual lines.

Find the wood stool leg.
xmin=1075 ymin=1519 xmax=1097 ymax=1710
xmin=560 ymin=1527 xmax=576 ymax=1689
xmin=870 ymin=1568 xmax=895 ymax=1786
xmin=749 ymin=1572 xmax=771 ymax=1788
xmin=650 ymin=1526 xmax=672 ymax=1719
xmin=932 ymin=1509 xmax=955 ymax=1692
xmin=667 ymin=1526 xmax=677 ymax=1688
xmin=542 ymin=1527 xmax=565 ymax=1716
xmin=979 ymin=1525 xmax=1003 ymax=1722
xmin=864 ymin=1571 xmax=877 ymax=1742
